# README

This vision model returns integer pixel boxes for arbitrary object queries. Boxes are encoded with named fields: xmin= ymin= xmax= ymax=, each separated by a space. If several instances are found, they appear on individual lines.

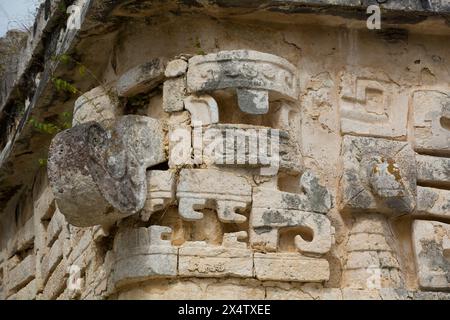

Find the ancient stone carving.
xmin=112 ymin=226 xmax=177 ymax=288
xmin=187 ymin=50 xmax=299 ymax=114
xmin=341 ymin=136 xmax=416 ymax=215
xmin=253 ymin=253 xmax=329 ymax=282
xmin=165 ymin=59 xmax=188 ymax=78
xmin=416 ymin=154 xmax=450 ymax=188
xmin=73 ymin=86 xmax=121 ymax=126
xmin=176 ymin=169 xmax=251 ymax=223
xmin=250 ymin=171 xmax=334 ymax=255
xmin=412 ymin=220 xmax=450 ymax=291
xmin=250 ymin=209 xmax=334 ymax=255
xmin=342 ymin=214 xmax=403 ymax=290
xmin=48 ymin=115 xmax=167 ymax=227
xmin=141 ymin=170 xmax=176 ymax=221
xmin=415 ymin=187 xmax=450 ymax=220
xmin=163 ymin=76 xmax=186 ymax=112
xmin=184 ymin=95 xmax=219 ymax=126
xmin=412 ymin=90 xmax=450 ymax=155
xmin=116 ymin=58 xmax=167 ymax=97
xmin=200 ymin=124 xmax=302 ymax=175
xmin=178 ymin=232 xmax=253 ymax=278
xmin=339 ymin=70 xmax=408 ymax=138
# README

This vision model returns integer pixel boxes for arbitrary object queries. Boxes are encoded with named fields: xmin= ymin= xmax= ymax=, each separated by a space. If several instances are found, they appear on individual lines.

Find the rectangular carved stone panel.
xmin=178 ymin=239 xmax=253 ymax=279
xmin=254 ymin=253 xmax=329 ymax=282
xmin=339 ymin=69 xmax=408 ymax=138
xmin=412 ymin=90 xmax=450 ymax=155
xmin=412 ymin=220 xmax=450 ymax=291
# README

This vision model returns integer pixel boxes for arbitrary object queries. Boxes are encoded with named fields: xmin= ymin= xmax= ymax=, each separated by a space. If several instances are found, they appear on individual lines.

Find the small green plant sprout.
xmin=29 ymin=111 xmax=73 ymax=135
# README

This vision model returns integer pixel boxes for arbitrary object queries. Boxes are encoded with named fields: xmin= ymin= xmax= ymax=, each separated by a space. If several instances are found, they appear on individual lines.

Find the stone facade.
xmin=0 ymin=0 xmax=449 ymax=300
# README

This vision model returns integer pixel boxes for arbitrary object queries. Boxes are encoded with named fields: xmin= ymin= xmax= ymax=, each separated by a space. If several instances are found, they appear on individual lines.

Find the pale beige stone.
xmin=254 ymin=253 xmax=329 ymax=282
xmin=7 ymin=255 xmax=35 ymax=294
xmin=177 ymin=169 xmax=251 ymax=223
xmin=163 ymin=77 xmax=186 ymax=112
xmin=412 ymin=220 xmax=450 ymax=291
xmin=415 ymin=186 xmax=450 ymax=219
xmin=73 ymin=86 xmax=121 ymax=126
xmin=165 ymin=59 xmax=188 ymax=78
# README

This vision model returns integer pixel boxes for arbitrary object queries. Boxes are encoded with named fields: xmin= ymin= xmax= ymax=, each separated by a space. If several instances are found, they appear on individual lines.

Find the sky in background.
xmin=0 ymin=0 xmax=41 ymax=37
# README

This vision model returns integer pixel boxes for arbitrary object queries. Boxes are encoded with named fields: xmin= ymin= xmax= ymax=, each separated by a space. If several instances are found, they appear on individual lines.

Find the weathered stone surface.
xmin=415 ymin=186 xmax=450 ymax=220
xmin=184 ymin=95 xmax=219 ymax=126
xmin=7 ymin=255 xmax=35 ymax=294
xmin=341 ymin=136 xmax=416 ymax=215
xmin=112 ymin=226 xmax=177 ymax=288
xmin=42 ymin=261 xmax=67 ymax=300
xmin=250 ymin=208 xmax=334 ymax=255
xmin=41 ymin=237 xmax=63 ymax=284
xmin=252 ymin=171 xmax=332 ymax=215
xmin=339 ymin=69 xmax=408 ymax=138
xmin=179 ymin=232 xmax=253 ymax=278
xmin=46 ymin=210 xmax=65 ymax=247
xmin=416 ymin=154 xmax=450 ymax=188
xmin=142 ymin=170 xmax=176 ymax=221
xmin=116 ymin=59 xmax=167 ymax=97
xmin=412 ymin=90 xmax=450 ymax=155
xmin=254 ymin=253 xmax=329 ymax=282
xmin=16 ymin=218 xmax=34 ymax=253
xmin=163 ymin=77 xmax=186 ymax=112
xmin=187 ymin=50 xmax=299 ymax=114
xmin=73 ymin=86 xmax=121 ymax=126
xmin=48 ymin=115 xmax=167 ymax=227
xmin=202 ymin=124 xmax=302 ymax=175
xmin=177 ymin=169 xmax=252 ymax=223
xmin=165 ymin=59 xmax=188 ymax=78
xmin=168 ymin=111 xmax=192 ymax=167
xmin=412 ymin=220 xmax=450 ymax=291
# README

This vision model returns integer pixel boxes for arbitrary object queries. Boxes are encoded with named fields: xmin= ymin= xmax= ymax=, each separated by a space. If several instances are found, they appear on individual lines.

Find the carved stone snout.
xmin=48 ymin=115 xmax=167 ymax=227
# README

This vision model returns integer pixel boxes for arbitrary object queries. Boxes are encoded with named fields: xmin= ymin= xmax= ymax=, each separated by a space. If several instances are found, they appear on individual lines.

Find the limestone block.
xmin=165 ymin=59 xmax=188 ymax=78
xmin=73 ymin=86 xmax=121 ymax=126
xmin=202 ymin=124 xmax=302 ymax=175
xmin=346 ymin=233 xmax=392 ymax=252
xmin=116 ymin=58 xmax=167 ymax=97
xmin=7 ymin=255 xmax=35 ymax=293
xmin=112 ymin=226 xmax=177 ymax=288
xmin=187 ymin=50 xmax=299 ymax=114
xmin=41 ymin=237 xmax=63 ymax=284
xmin=254 ymin=253 xmax=329 ymax=282
xmin=163 ymin=76 xmax=186 ymax=112
xmin=179 ymin=232 xmax=253 ymax=278
xmin=412 ymin=220 xmax=450 ymax=291
xmin=415 ymin=186 xmax=450 ymax=219
xmin=46 ymin=209 xmax=65 ymax=247
xmin=184 ymin=94 xmax=219 ymax=126
xmin=341 ymin=135 xmax=416 ymax=215
xmin=48 ymin=115 xmax=167 ymax=227
xmin=250 ymin=208 xmax=334 ymax=255
xmin=142 ymin=170 xmax=176 ymax=221
xmin=412 ymin=90 xmax=450 ymax=154
xmin=339 ymin=69 xmax=408 ymax=138
xmin=168 ymin=111 xmax=192 ymax=167
xmin=416 ymin=154 xmax=450 ymax=188
xmin=177 ymin=169 xmax=252 ymax=223
xmin=7 ymin=279 xmax=38 ymax=300
xmin=42 ymin=261 xmax=68 ymax=300
xmin=252 ymin=171 xmax=332 ymax=215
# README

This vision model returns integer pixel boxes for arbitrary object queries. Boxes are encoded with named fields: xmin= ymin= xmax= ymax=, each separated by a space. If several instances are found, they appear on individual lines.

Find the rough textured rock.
xmin=341 ymin=136 xmax=416 ymax=215
xmin=412 ymin=220 xmax=450 ymax=291
xmin=48 ymin=115 xmax=167 ymax=227
xmin=116 ymin=59 xmax=167 ymax=97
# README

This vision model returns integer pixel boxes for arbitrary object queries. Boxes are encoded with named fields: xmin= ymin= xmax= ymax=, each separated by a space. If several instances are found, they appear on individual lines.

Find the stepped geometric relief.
xmin=339 ymin=70 xmax=408 ymax=138
xmin=412 ymin=90 xmax=450 ymax=155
